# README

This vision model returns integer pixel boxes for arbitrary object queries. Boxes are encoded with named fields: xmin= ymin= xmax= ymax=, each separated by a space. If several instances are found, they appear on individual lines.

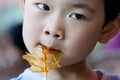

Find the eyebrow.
xmin=72 ymin=3 xmax=95 ymax=13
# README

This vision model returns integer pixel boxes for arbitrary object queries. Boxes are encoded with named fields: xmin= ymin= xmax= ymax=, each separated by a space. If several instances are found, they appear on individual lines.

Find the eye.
xmin=37 ymin=3 xmax=50 ymax=11
xmin=69 ymin=13 xmax=86 ymax=20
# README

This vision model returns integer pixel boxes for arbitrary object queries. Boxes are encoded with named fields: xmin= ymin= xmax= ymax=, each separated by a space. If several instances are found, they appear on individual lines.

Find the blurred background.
xmin=0 ymin=0 xmax=28 ymax=80
xmin=0 ymin=0 xmax=120 ymax=80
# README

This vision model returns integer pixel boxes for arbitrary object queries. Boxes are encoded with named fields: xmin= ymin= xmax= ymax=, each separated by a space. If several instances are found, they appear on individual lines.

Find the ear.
xmin=99 ymin=16 xmax=120 ymax=43
xmin=19 ymin=0 xmax=25 ymax=12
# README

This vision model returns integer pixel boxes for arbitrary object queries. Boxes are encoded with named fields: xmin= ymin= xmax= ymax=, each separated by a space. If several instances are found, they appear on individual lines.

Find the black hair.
xmin=104 ymin=0 xmax=120 ymax=25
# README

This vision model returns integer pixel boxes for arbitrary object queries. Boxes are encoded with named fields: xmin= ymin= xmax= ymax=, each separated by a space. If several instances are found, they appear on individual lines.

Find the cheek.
xmin=23 ymin=11 xmax=46 ymax=52
xmin=77 ymin=30 xmax=100 ymax=51
xmin=68 ymin=34 xmax=97 ymax=57
xmin=22 ymin=22 xmax=40 ymax=53
xmin=64 ymin=26 xmax=101 ymax=60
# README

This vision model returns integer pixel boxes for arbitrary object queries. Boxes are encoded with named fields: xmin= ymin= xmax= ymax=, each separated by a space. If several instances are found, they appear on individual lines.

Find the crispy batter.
xmin=22 ymin=45 xmax=61 ymax=72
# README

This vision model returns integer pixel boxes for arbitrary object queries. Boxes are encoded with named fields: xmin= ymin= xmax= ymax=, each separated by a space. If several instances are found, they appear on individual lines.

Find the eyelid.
xmin=69 ymin=13 xmax=87 ymax=20
xmin=35 ymin=3 xmax=50 ymax=11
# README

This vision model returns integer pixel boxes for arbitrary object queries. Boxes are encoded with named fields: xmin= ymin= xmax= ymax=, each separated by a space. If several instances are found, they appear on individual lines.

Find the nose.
xmin=43 ymin=27 xmax=64 ymax=40
xmin=42 ymin=13 xmax=65 ymax=40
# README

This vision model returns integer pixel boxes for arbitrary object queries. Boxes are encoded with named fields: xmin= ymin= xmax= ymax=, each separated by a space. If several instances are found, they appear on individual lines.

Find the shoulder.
xmin=108 ymin=74 xmax=120 ymax=80
xmin=94 ymin=69 xmax=120 ymax=80
xmin=10 ymin=68 xmax=44 ymax=80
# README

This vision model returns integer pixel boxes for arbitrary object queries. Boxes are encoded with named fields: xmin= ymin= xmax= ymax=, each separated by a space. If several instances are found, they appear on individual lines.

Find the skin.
xmin=20 ymin=0 xmax=120 ymax=80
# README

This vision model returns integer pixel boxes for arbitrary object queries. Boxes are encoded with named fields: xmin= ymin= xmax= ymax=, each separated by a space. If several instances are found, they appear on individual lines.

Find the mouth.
xmin=23 ymin=43 xmax=62 ymax=73
xmin=39 ymin=43 xmax=62 ymax=54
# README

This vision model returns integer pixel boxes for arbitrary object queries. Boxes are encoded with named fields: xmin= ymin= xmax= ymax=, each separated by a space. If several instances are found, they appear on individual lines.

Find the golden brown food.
xmin=22 ymin=45 xmax=61 ymax=73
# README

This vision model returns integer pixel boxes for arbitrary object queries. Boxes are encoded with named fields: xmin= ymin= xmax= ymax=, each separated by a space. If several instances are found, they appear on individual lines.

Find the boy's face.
xmin=22 ymin=0 xmax=105 ymax=66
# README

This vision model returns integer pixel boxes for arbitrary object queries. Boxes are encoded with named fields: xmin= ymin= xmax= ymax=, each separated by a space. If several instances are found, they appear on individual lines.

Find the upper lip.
xmin=39 ymin=43 xmax=62 ymax=53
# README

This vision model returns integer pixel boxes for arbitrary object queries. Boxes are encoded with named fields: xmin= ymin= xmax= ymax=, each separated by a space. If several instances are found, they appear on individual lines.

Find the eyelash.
xmin=36 ymin=3 xmax=50 ymax=11
xmin=36 ymin=3 xmax=87 ymax=21
xmin=69 ymin=13 xmax=87 ymax=20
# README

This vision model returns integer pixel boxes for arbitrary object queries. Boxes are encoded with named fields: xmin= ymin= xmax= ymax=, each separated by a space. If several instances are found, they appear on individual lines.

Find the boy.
xmin=11 ymin=0 xmax=120 ymax=80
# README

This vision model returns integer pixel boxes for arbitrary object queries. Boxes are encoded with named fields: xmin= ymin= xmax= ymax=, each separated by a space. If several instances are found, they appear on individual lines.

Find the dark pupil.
xmin=43 ymin=4 xmax=49 ymax=10
xmin=75 ymin=13 xmax=83 ymax=19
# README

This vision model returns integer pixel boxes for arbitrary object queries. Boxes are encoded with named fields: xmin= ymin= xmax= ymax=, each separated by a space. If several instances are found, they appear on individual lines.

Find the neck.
xmin=48 ymin=61 xmax=98 ymax=80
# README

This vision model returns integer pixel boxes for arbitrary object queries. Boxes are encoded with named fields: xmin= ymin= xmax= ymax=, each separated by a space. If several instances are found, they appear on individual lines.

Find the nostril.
xmin=45 ymin=31 xmax=50 ymax=35
xmin=54 ymin=32 xmax=64 ymax=40
xmin=54 ymin=34 xmax=60 ymax=38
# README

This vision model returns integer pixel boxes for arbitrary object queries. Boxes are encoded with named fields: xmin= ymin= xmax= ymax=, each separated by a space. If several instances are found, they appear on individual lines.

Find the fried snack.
xmin=22 ymin=45 xmax=61 ymax=73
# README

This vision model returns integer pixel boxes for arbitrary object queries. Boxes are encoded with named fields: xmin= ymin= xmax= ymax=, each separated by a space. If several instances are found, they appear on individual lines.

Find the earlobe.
xmin=99 ymin=16 xmax=120 ymax=43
